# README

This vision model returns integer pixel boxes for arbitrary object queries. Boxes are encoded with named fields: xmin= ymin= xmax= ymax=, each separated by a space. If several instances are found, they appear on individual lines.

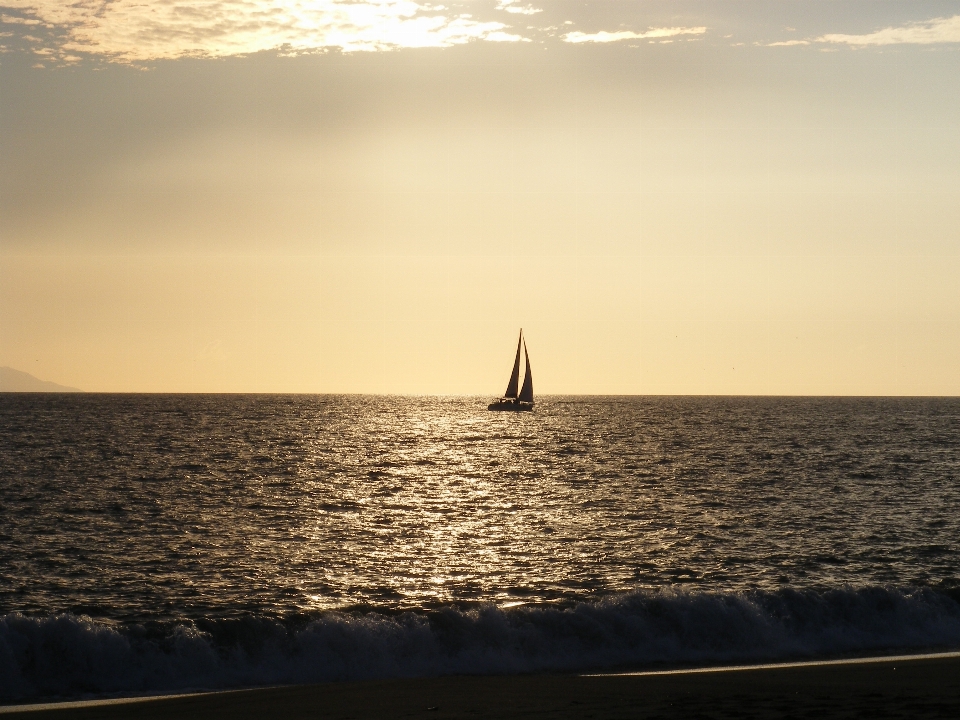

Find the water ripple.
xmin=1 ymin=395 xmax=959 ymax=619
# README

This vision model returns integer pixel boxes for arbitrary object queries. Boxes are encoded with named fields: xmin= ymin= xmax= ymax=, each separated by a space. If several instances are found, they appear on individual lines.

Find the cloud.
xmin=496 ymin=1 xmax=542 ymax=15
xmin=1 ymin=13 xmax=40 ymax=24
xmin=485 ymin=30 xmax=529 ymax=43
xmin=0 ymin=0 xmax=525 ymax=60
xmin=767 ymin=40 xmax=809 ymax=47
xmin=817 ymin=15 xmax=960 ymax=46
xmin=563 ymin=27 xmax=706 ymax=44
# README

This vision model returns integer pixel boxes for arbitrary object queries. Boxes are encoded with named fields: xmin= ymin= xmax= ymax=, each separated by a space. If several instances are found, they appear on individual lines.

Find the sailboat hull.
xmin=487 ymin=399 xmax=533 ymax=412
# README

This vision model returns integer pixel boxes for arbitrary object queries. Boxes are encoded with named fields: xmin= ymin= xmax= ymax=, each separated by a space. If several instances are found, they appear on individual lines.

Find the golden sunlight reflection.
xmin=290 ymin=399 xmax=556 ymax=609
xmin=281 ymin=397 xmax=686 ymax=612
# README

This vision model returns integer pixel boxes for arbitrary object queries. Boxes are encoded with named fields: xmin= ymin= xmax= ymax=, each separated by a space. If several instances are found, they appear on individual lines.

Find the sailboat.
xmin=488 ymin=330 xmax=534 ymax=411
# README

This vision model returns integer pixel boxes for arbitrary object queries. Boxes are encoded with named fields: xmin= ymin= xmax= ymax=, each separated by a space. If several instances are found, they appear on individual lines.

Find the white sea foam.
xmin=3 ymin=586 xmax=960 ymax=703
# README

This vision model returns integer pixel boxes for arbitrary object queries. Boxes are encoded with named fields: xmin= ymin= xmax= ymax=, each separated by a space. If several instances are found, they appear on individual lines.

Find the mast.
xmin=518 ymin=340 xmax=533 ymax=404
xmin=503 ymin=330 xmax=523 ymax=399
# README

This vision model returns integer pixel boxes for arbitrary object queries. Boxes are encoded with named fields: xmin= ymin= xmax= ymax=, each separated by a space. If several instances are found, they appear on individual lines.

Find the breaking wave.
xmin=4 ymin=585 xmax=960 ymax=703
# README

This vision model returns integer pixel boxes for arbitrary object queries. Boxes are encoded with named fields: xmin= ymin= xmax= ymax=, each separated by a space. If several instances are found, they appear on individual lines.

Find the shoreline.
xmin=4 ymin=649 xmax=960 ymax=718
xmin=589 ymin=648 xmax=960 ymax=676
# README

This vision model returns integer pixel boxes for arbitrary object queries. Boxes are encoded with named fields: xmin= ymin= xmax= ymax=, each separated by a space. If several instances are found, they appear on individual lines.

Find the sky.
xmin=1 ymin=0 xmax=959 ymax=394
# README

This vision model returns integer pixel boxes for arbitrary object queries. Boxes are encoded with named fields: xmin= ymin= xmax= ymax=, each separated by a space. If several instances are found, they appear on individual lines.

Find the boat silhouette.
xmin=488 ymin=330 xmax=533 ymax=412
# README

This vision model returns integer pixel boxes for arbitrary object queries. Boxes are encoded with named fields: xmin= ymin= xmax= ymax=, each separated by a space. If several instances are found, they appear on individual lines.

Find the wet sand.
xmin=4 ymin=652 xmax=960 ymax=719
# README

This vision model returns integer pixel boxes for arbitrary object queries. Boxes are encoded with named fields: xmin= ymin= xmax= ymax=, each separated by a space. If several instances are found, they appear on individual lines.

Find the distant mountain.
xmin=0 ymin=367 xmax=82 ymax=392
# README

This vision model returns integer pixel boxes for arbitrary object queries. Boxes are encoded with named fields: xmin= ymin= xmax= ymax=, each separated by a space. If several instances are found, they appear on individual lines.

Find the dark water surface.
xmin=2 ymin=395 xmax=960 ymax=701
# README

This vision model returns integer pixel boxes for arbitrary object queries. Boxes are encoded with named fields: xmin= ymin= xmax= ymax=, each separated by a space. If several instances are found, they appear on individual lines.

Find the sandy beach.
xmin=4 ymin=652 xmax=959 ymax=720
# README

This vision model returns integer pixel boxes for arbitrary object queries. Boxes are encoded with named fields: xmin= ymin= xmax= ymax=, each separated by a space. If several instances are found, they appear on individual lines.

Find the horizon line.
xmin=3 ymin=391 xmax=959 ymax=399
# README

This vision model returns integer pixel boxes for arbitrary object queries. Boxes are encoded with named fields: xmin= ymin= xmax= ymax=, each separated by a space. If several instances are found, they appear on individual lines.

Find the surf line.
xmin=583 ymin=649 xmax=960 ymax=678
xmin=0 ymin=686 xmax=284 ymax=715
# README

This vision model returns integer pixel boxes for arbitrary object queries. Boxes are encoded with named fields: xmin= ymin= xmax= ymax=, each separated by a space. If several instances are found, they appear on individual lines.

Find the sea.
xmin=2 ymin=394 xmax=960 ymax=703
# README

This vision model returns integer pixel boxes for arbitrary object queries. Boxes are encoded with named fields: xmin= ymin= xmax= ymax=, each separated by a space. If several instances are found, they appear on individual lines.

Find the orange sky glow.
xmin=2 ymin=0 xmax=959 ymax=394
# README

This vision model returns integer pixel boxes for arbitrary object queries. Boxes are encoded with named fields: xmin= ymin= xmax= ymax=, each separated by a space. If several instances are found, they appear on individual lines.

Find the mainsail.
xmin=503 ymin=331 xmax=523 ymax=399
xmin=518 ymin=342 xmax=533 ymax=403
xmin=489 ymin=329 xmax=534 ymax=411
